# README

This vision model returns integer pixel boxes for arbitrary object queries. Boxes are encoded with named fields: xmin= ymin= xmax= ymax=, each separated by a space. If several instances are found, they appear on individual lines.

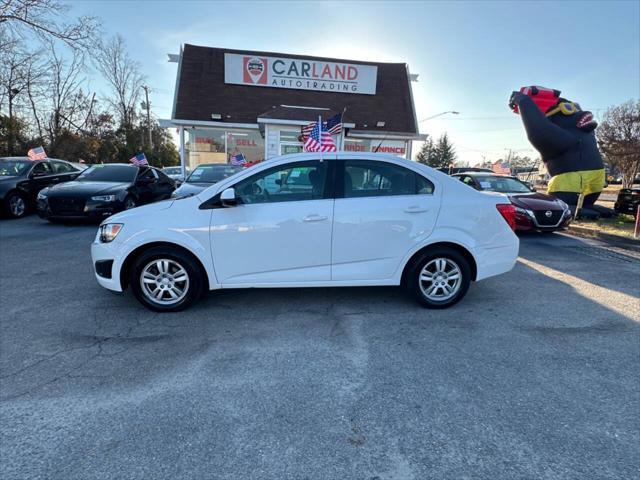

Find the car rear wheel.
xmin=5 ymin=192 xmax=28 ymax=218
xmin=130 ymin=247 xmax=205 ymax=312
xmin=407 ymin=247 xmax=471 ymax=309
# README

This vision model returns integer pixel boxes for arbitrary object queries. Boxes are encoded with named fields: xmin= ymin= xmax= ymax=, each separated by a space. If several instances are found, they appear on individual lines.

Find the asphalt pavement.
xmin=1 ymin=215 xmax=639 ymax=480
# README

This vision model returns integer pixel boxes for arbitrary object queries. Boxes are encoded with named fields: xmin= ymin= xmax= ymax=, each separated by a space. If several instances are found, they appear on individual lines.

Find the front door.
xmin=331 ymin=160 xmax=440 ymax=281
xmin=209 ymin=159 xmax=333 ymax=285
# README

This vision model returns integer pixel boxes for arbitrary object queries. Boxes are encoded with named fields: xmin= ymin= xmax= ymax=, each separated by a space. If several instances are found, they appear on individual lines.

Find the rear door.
xmin=331 ymin=159 xmax=440 ymax=281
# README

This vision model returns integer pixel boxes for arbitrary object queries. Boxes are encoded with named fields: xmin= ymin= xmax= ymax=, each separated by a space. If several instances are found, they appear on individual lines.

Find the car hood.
xmin=46 ymin=180 xmax=131 ymax=197
xmin=172 ymin=182 xmax=211 ymax=198
xmin=508 ymin=192 xmax=565 ymax=210
xmin=102 ymin=198 xmax=175 ymax=224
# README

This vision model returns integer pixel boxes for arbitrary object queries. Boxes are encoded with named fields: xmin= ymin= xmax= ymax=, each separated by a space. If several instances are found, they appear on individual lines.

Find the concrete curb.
xmin=567 ymin=225 xmax=639 ymax=249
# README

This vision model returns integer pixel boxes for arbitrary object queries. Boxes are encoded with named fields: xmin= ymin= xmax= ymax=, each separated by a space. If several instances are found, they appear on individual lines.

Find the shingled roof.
xmin=172 ymin=44 xmax=419 ymax=135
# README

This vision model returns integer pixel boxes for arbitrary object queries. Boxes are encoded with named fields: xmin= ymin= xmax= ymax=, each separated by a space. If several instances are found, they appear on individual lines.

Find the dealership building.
xmin=161 ymin=44 xmax=425 ymax=170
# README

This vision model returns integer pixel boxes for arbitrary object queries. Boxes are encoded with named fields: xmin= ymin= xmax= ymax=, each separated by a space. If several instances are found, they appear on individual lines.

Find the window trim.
xmin=334 ymin=160 xmax=435 ymax=199
xmin=199 ymin=159 xmax=335 ymax=210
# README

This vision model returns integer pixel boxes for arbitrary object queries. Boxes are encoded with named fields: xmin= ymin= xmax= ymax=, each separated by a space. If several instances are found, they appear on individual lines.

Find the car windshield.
xmin=187 ymin=165 xmax=242 ymax=184
xmin=77 ymin=165 xmax=137 ymax=182
xmin=0 ymin=159 xmax=33 ymax=176
xmin=475 ymin=176 xmax=532 ymax=193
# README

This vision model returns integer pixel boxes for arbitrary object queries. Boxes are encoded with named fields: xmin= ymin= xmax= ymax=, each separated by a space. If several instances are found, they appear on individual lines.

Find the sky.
xmin=68 ymin=0 xmax=640 ymax=165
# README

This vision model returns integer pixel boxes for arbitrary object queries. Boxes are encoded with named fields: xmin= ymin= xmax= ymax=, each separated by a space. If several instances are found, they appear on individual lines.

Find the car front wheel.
xmin=130 ymin=247 xmax=205 ymax=312
xmin=5 ymin=192 xmax=28 ymax=218
xmin=407 ymin=247 xmax=471 ymax=309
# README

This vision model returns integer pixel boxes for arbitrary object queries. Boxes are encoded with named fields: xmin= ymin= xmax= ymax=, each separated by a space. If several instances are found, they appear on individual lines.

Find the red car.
xmin=452 ymin=172 xmax=573 ymax=232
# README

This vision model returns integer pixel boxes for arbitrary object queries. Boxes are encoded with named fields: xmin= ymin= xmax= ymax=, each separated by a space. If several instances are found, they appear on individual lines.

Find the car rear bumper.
xmin=473 ymin=240 xmax=519 ymax=281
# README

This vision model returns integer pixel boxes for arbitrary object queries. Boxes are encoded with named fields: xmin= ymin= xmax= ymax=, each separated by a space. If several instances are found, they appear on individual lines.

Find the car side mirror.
xmin=220 ymin=187 xmax=237 ymax=207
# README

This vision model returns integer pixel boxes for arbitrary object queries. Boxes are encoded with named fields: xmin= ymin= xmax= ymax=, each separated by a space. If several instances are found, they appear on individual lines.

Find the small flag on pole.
xmin=230 ymin=152 xmax=247 ymax=166
xmin=129 ymin=153 xmax=148 ymax=166
xmin=27 ymin=146 xmax=47 ymax=160
xmin=304 ymin=122 xmax=337 ymax=152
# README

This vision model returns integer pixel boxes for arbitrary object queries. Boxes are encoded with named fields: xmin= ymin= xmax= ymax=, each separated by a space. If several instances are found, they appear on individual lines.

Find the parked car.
xmin=162 ymin=166 xmax=189 ymax=183
xmin=37 ymin=163 xmax=176 ymax=222
xmin=0 ymin=157 xmax=86 ymax=218
xmin=91 ymin=153 xmax=519 ymax=312
xmin=614 ymin=188 xmax=640 ymax=216
xmin=452 ymin=172 xmax=572 ymax=232
xmin=172 ymin=164 xmax=243 ymax=198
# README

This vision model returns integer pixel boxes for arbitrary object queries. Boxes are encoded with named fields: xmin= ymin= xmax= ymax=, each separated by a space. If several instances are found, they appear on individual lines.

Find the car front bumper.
xmin=91 ymin=238 xmax=126 ymax=292
xmin=37 ymin=198 xmax=123 ymax=221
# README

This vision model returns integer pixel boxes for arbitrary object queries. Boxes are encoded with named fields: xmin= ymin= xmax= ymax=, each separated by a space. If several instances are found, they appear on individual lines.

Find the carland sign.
xmin=224 ymin=53 xmax=378 ymax=95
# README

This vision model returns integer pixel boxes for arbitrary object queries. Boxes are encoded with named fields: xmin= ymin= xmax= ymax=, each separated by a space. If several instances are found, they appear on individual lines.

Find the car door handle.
xmin=404 ymin=206 xmax=429 ymax=213
xmin=302 ymin=214 xmax=328 ymax=222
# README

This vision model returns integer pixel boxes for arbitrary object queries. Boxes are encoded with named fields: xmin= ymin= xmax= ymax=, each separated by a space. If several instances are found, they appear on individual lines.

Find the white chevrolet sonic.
xmin=91 ymin=153 xmax=519 ymax=312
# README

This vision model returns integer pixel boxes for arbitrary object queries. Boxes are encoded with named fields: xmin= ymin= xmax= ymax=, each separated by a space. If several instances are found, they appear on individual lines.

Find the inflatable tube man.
xmin=509 ymin=86 xmax=606 ymax=213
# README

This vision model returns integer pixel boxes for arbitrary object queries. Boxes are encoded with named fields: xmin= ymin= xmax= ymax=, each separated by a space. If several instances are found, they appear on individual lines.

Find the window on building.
xmin=343 ymin=139 xmax=408 ymax=158
xmin=279 ymin=129 xmax=303 ymax=155
xmin=186 ymin=128 xmax=264 ymax=170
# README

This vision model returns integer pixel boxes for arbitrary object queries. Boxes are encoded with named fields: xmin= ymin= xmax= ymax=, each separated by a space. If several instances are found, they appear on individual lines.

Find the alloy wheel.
xmin=418 ymin=257 xmax=462 ymax=302
xmin=140 ymin=258 xmax=190 ymax=305
xmin=9 ymin=196 xmax=25 ymax=217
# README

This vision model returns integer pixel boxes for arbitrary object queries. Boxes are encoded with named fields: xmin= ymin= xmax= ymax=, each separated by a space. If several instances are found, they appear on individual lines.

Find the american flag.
xmin=492 ymin=161 xmax=511 ymax=175
xmin=27 ymin=146 xmax=47 ymax=160
xmin=300 ymin=112 xmax=343 ymax=140
xmin=301 ymin=121 xmax=317 ymax=140
xmin=303 ymin=122 xmax=336 ymax=152
xmin=129 ymin=153 xmax=148 ymax=166
xmin=230 ymin=152 xmax=247 ymax=165
xmin=324 ymin=112 xmax=343 ymax=135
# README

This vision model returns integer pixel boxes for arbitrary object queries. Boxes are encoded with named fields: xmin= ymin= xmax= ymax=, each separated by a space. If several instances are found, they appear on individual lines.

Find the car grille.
xmin=49 ymin=197 xmax=85 ymax=214
xmin=533 ymin=209 xmax=563 ymax=226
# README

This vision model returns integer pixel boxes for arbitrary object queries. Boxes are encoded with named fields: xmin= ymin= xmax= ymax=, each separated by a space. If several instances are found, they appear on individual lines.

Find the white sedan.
xmin=92 ymin=153 xmax=519 ymax=311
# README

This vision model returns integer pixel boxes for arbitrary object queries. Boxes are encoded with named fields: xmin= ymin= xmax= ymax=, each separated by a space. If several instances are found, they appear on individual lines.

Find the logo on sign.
xmin=243 ymin=57 xmax=267 ymax=84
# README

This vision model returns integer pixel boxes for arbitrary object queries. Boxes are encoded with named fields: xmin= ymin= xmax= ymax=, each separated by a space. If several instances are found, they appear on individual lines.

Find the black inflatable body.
xmin=510 ymin=86 xmax=609 ymax=218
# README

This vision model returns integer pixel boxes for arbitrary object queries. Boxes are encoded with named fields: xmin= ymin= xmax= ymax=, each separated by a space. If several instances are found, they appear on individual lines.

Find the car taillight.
xmin=496 ymin=203 xmax=517 ymax=231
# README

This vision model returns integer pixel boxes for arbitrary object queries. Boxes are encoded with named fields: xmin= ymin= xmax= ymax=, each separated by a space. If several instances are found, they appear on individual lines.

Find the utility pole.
xmin=142 ymin=85 xmax=153 ymax=149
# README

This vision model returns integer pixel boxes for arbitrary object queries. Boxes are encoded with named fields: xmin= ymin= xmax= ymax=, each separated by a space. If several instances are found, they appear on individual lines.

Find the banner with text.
xmin=224 ymin=53 xmax=378 ymax=95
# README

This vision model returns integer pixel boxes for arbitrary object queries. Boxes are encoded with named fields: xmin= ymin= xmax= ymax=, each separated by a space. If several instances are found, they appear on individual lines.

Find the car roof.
xmin=0 ymin=156 xmax=69 ymax=162
xmin=452 ymin=172 xmax=518 ymax=178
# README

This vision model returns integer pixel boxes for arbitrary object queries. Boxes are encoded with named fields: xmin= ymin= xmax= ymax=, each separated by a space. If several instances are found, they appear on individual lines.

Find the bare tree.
xmin=0 ymin=0 xmax=99 ymax=50
xmin=598 ymin=100 xmax=640 ymax=189
xmin=94 ymin=34 xmax=145 ymax=131
xmin=0 ymin=39 xmax=43 ymax=153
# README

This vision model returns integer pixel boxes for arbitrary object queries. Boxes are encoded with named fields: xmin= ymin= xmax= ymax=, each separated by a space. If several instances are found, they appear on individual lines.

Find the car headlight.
xmin=37 ymin=191 xmax=47 ymax=200
xmin=98 ymin=223 xmax=123 ymax=243
xmin=514 ymin=207 xmax=535 ymax=218
xmin=91 ymin=195 xmax=116 ymax=202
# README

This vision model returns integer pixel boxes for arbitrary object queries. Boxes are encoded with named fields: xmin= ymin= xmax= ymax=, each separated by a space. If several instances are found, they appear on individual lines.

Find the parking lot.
xmin=1 ymin=216 xmax=638 ymax=480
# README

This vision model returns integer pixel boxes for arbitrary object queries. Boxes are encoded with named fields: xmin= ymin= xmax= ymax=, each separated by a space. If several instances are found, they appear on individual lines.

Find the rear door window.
xmin=342 ymin=161 xmax=433 ymax=198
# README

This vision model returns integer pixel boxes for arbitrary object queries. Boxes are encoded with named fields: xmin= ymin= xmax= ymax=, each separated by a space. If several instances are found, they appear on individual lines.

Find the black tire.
xmin=129 ymin=246 xmax=205 ymax=312
xmin=124 ymin=195 xmax=137 ymax=210
xmin=406 ymin=247 xmax=471 ymax=309
xmin=4 ymin=191 xmax=28 ymax=218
